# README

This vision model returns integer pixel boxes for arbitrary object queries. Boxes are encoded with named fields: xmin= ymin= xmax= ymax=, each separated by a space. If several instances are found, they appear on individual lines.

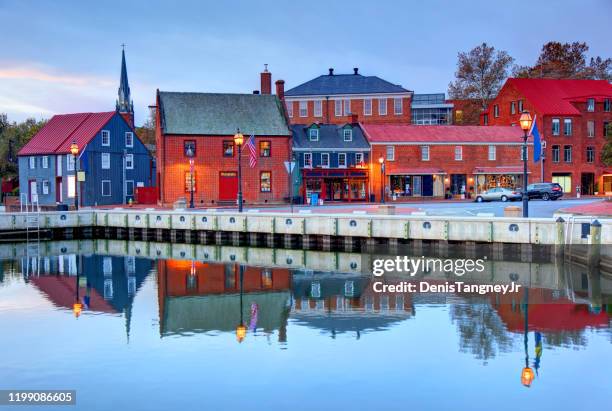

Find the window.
xmin=184 ymin=140 xmax=196 ymax=157
xmin=552 ymin=145 xmax=560 ymax=162
xmin=604 ymin=121 xmax=610 ymax=137
xmin=101 ymin=153 xmax=110 ymax=169
xmin=29 ymin=156 xmax=36 ymax=169
xmin=42 ymin=156 xmax=48 ymax=169
xmin=338 ymin=153 xmax=347 ymax=168
xmin=386 ymin=145 xmax=394 ymax=161
xmin=343 ymin=128 xmax=352 ymax=142
xmin=309 ymin=128 xmax=319 ymax=141
xmin=185 ymin=171 xmax=196 ymax=192
xmin=364 ymin=99 xmax=372 ymax=116
xmin=42 ymin=180 xmax=49 ymax=195
xmin=343 ymin=99 xmax=351 ymax=115
xmin=67 ymin=175 xmax=76 ymax=198
xmin=379 ymin=98 xmax=387 ymax=115
xmin=552 ymin=118 xmax=560 ymax=135
xmin=299 ymin=100 xmax=308 ymax=117
xmin=563 ymin=118 xmax=572 ymax=136
xmin=587 ymin=121 xmax=595 ymax=137
xmin=455 ymin=110 xmax=463 ymax=124
xmin=67 ymin=154 xmax=75 ymax=171
xmin=483 ymin=114 xmax=488 ymax=125
xmin=604 ymin=98 xmax=611 ymax=112
xmin=488 ymin=145 xmax=496 ymax=161
xmin=125 ymin=132 xmax=133 ymax=147
xmin=421 ymin=145 xmax=430 ymax=161
xmin=335 ymin=100 xmax=342 ymax=116
xmin=564 ymin=145 xmax=572 ymax=162
xmin=101 ymin=130 xmax=110 ymax=146
xmin=587 ymin=98 xmax=595 ymax=112
xmin=287 ymin=101 xmax=293 ymax=118
xmin=586 ymin=146 xmax=595 ymax=163
xmin=511 ymin=101 xmax=516 ymax=115
xmin=259 ymin=141 xmax=271 ymax=157
xmin=223 ymin=141 xmax=234 ymax=157
xmin=454 ymin=146 xmax=462 ymax=161
xmin=101 ymin=180 xmax=111 ymax=196
xmin=393 ymin=98 xmax=402 ymax=115
xmin=260 ymin=171 xmax=271 ymax=192
xmin=518 ymin=100 xmax=524 ymax=112
xmin=314 ymin=100 xmax=322 ymax=117
xmin=355 ymin=152 xmax=364 ymax=165
xmin=125 ymin=180 xmax=134 ymax=197
xmin=321 ymin=153 xmax=330 ymax=167
xmin=304 ymin=153 xmax=312 ymax=168
xmin=125 ymin=154 xmax=134 ymax=169
xmin=493 ymin=105 xmax=499 ymax=118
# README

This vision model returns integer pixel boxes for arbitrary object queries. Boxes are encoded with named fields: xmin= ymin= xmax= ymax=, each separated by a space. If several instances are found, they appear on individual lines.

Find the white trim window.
xmin=454 ymin=146 xmax=463 ymax=161
xmin=335 ymin=100 xmax=342 ymax=117
xmin=299 ymin=100 xmax=308 ymax=117
xmin=286 ymin=101 xmax=293 ymax=118
xmin=101 ymin=130 xmax=110 ymax=146
xmin=29 ymin=156 xmax=36 ymax=169
xmin=343 ymin=128 xmax=352 ymax=142
xmin=421 ymin=145 xmax=430 ymax=161
xmin=101 ymin=180 xmax=111 ymax=196
xmin=386 ymin=145 xmax=395 ymax=161
xmin=394 ymin=98 xmax=403 ymax=115
xmin=563 ymin=118 xmax=572 ymax=136
xmin=493 ymin=105 xmax=499 ymax=118
xmin=379 ymin=98 xmax=387 ymax=115
xmin=125 ymin=153 xmax=134 ymax=169
xmin=343 ymin=99 xmax=351 ymax=116
xmin=488 ymin=145 xmax=496 ymax=160
xmin=364 ymin=98 xmax=372 ymax=116
xmin=42 ymin=180 xmax=50 ymax=195
xmin=587 ymin=120 xmax=595 ymax=137
xmin=321 ymin=153 xmax=330 ymax=168
xmin=309 ymin=128 xmax=319 ymax=141
xmin=518 ymin=100 xmax=524 ymax=112
xmin=101 ymin=152 xmax=110 ymax=169
xmin=338 ymin=153 xmax=347 ymax=168
xmin=511 ymin=101 xmax=516 ymax=115
xmin=42 ymin=156 xmax=49 ymax=169
xmin=587 ymin=98 xmax=595 ymax=112
xmin=355 ymin=152 xmax=364 ymax=165
xmin=314 ymin=100 xmax=322 ymax=117
xmin=304 ymin=152 xmax=313 ymax=168
xmin=67 ymin=175 xmax=76 ymax=198
xmin=552 ymin=118 xmax=560 ymax=135
xmin=66 ymin=154 xmax=75 ymax=171
xmin=125 ymin=132 xmax=134 ymax=148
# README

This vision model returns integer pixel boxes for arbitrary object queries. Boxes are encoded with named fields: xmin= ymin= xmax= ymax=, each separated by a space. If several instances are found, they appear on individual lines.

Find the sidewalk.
xmin=559 ymin=200 xmax=612 ymax=217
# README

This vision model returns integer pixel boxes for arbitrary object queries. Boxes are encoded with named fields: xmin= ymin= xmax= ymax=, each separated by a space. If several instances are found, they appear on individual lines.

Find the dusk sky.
xmin=1 ymin=0 xmax=611 ymax=125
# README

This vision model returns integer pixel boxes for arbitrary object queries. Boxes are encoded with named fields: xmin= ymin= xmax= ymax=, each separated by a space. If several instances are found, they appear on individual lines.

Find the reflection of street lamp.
xmin=234 ymin=129 xmax=244 ymax=213
xmin=73 ymin=269 xmax=82 ymax=318
xmin=186 ymin=146 xmax=195 ymax=209
xmin=520 ymin=286 xmax=533 ymax=387
xmin=70 ymin=141 xmax=79 ymax=211
xmin=236 ymin=264 xmax=246 ymax=343
xmin=519 ymin=111 xmax=533 ymax=218
xmin=378 ymin=156 xmax=385 ymax=204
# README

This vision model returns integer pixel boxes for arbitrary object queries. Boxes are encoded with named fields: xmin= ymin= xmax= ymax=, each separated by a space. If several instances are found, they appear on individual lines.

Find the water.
xmin=0 ymin=241 xmax=611 ymax=411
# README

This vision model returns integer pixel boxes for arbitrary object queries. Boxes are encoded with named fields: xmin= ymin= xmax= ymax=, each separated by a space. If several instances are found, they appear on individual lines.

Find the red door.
xmin=219 ymin=172 xmax=238 ymax=201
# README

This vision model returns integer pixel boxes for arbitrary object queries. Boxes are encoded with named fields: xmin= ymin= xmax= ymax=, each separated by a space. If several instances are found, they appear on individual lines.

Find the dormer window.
xmin=343 ymin=128 xmax=353 ymax=142
xmin=587 ymin=98 xmax=595 ymax=112
xmin=309 ymin=128 xmax=319 ymax=141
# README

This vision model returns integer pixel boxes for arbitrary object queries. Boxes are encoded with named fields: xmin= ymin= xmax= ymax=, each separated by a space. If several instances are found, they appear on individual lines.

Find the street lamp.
xmin=186 ymin=146 xmax=195 ymax=209
xmin=70 ymin=141 xmax=79 ymax=211
xmin=234 ymin=129 xmax=244 ymax=212
xmin=378 ymin=156 xmax=385 ymax=204
xmin=519 ymin=111 xmax=533 ymax=218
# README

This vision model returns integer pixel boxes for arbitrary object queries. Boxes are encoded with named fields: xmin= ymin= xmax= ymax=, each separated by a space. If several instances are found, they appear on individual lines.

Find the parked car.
xmin=475 ymin=187 xmax=522 ymax=202
xmin=526 ymin=183 xmax=563 ymax=201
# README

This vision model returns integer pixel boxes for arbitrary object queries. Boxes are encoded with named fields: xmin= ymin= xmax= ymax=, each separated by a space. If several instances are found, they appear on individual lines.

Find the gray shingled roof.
xmin=285 ymin=74 xmax=411 ymax=96
xmin=291 ymin=123 xmax=370 ymax=150
xmin=159 ymin=92 xmax=290 ymax=136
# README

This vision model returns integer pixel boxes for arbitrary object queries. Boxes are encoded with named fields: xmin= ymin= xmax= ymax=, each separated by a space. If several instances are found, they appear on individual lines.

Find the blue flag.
xmin=531 ymin=116 xmax=542 ymax=163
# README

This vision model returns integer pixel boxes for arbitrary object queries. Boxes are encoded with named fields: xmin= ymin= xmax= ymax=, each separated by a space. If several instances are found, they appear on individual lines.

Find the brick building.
xmin=155 ymin=91 xmax=291 ymax=206
xmin=362 ymin=124 xmax=537 ymax=201
xmin=282 ymin=68 xmax=413 ymax=125
xmin=484 ymin=78 xmax=612 ymax=195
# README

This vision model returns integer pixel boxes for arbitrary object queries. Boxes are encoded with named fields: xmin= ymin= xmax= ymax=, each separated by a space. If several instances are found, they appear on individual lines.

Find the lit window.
xmin=125 ymin=154 xmax=134 ymax=169
xmin=101 ymin=153 xmax=110 ymax=169
xmin=67 ymin=175 xmax=76 ymax=198
xmin=125 ymin=132 xmax=133 ymax=147
xmin=421 ymin=145 xmax=430 ymax=161
xmin=587 ymin=98 xmax=595 ymax=112
xmin=379 ymin=98 xmax=387 ymax=115
xmin=101 ymin=130 xmax=110 ymax=146
xmin=355 ymin=152 xmax=364 ymax=165
xmin=552 ymin=118 xmax=560 ymax=135
xmin=304 ymin=153 xmax=312 ymax=168
xmin=338 ymin=153 xmax=347 ymax=168
xmin=488 ymin=145 xmax=496 ymax=160
xmin=386 ymin=145 xmax=394 ymax=161
xmin=223 ymin=141 xmax=234 ymax=157
xmin=101 ymin=180 xmax=111 ymax=196
xmin=563 ymin=119 xmax=572 ymax=136
xmin=394 ymin=98 xmax=402 ymax=115
xmin=321 ymin=153 xmax=330 ymax=167
xmin=335 ymin=100 xmax=342 ymax=117
xmin=314 ymin=100 xmax=322 ymax=117
xmin=299 ymin=101 xmax=308 ymax=117
xmin=309 ymin=128 xmax=319 ymax=141
xmin=455 ymin=110 xmax=463 ymax=124
xmin=259 ymin=141 xmax=271 ymax=157
xmin=343 ymin=128 xmax=352 ymax=141
xmin=364 ymin=99 xmax=372 ymax=116
xmin=454 ymin=146 xmax=462 ymax=161
xmin=185 ymin=171 xmax=196 ymax=193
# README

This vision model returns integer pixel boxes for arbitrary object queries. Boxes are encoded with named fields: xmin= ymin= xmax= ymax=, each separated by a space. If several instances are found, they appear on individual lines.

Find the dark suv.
xmin=526 ymin=183 xmax=563 ymax=201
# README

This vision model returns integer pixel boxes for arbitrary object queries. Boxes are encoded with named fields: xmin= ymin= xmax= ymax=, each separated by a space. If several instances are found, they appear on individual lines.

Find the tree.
xmin=448 ymin=43 xmax=514 ymax=118
xmin=134 ymin=107 xmax=156 ymax=147
xmin=0 ymin=114 xmax=47 ymax=179
xmin=602 ymin=123 xmax=612 ymax=167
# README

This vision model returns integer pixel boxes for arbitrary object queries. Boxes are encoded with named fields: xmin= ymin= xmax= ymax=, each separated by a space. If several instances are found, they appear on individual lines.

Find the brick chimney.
xmin=275 ymin=79 xmax=285 ymax=101
xmin=351 ymin=113 xmax=359 ymax=124
xmin=261 ymin=64 xmax=271 ymax=95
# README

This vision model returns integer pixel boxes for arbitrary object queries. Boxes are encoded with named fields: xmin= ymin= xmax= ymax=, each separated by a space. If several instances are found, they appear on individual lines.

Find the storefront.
xmin=303 ymin=168 xmax=369 ymax=202
xmin=552 ymin=173 xmax=572 ymax=194
xmin=473 ymin=167 xmax=527 ymax=194
xmin=602 ymin=171 xmax=612 ymax=194
xmin=386 ymin=168 xmax=445 ymax=198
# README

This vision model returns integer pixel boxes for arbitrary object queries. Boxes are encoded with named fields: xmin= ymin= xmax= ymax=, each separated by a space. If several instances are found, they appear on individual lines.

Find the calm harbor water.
xmin=0 ymin=241 xmax=611 ymax=411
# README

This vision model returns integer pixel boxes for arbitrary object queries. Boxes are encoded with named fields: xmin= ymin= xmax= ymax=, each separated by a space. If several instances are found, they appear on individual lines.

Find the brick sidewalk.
xmin=559 ymin=200 xmax=612 ymax=217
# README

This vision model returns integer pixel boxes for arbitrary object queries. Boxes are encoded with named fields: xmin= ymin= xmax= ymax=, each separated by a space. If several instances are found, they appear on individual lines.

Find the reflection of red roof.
xmin=499 ymin=303 xmax=609 ymax=332
xmin=18 ymin=112 xmax=116 ymax=155
xmin=473 ymin=166 xmax=526 ymax=175
xmin=31 ymin=276 xmax=116 ymax=314
xmin=362 ymin=124 xmax=525 ymax=144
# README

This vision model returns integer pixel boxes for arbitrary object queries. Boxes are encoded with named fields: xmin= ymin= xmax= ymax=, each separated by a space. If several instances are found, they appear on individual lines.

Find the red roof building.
xmin=484 ymin=78 xmax=612 ymax=195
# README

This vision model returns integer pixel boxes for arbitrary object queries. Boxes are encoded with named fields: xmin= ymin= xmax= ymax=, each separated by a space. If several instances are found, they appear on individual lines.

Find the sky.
xmin=1 ymin=0 xmax=611 ymax=126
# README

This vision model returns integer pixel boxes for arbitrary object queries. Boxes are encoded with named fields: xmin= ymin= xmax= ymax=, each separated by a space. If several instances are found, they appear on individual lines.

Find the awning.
xmin=473 ymin=166 xmax=529 ymax=175
xmin=386 ymin=167 xmax=446 ymax=176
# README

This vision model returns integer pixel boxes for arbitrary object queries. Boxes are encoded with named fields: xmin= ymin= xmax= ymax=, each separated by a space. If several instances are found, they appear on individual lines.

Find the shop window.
xmin=260 ymin=171 xmax=271 ymax=192
xmin=259 ymin=141 xmax=271 ymax=157
xmin=223 ymin=141 xmax=234 ymax=157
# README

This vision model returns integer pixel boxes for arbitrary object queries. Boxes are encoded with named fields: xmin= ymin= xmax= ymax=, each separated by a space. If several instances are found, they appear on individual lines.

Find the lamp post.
xmin=186 ymin=146 xmax=195 ymax=209
xmin=234 ymin=129 xmax=244 ymax=212
xmin=519 ymin=111 xmax=533 ymax=218
xmin=378 ymin=156 xmax=385 ymax=204
xmin=70 ymin=141 xmax=79 ymax=211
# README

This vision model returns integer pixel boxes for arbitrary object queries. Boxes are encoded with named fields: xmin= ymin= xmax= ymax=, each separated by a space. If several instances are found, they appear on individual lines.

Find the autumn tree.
xmin=448 ymin=42 xmax=514 ymax=121
xmin=0 ymin=114 xmax=47 ymax=179
xmin=134 ymin=107 xmax=156 ymax=147
xmin=602 ymin=123 xmax=612 ymax=167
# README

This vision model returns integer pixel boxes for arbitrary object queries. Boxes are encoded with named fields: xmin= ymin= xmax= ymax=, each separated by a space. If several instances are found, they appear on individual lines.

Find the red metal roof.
xmin=362 ymin=124 xmax=526 ymax=143
xmin=18 ymin=112 xmax=116 ymax=155
xmin=506 ymin=78 xmax=612 ymax=116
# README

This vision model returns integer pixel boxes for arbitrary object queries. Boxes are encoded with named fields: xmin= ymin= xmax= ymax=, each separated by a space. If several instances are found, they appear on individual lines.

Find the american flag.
xmin=245 ymin=134 xmax=257 ymax=168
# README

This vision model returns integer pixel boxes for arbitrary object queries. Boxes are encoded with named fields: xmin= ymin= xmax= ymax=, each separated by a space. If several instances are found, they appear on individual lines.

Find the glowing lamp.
xmin=519 ymin=111 xmax=533 ymax=131
xmin=236 ymin=324 xmax=247 ymax=343
xmin=234 ymin=129 xmax=244 ymax=147
xmin=70 ymin=141 xmax=79 ymax=156
xmin=521 ymin=366 xmax=535 ymax=387
xmin=73 ymin=302 xmax=83 ymax=318
xmin=378 ymin=156 xmax=384 ymax=164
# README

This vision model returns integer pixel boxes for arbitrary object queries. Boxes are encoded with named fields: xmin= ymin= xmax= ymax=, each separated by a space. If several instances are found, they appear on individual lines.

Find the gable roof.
xmin=18 ymin=112 xmax=117 ymax=156
xmin=291 ymin=123 xmax=370 ymax=150
xmin=285 ymin=73 xmax=411 ymax=97
xmin=504 ymin=78 xmax=612 ymax=116
xmin=158 ymin=92 xmax=290 ymax=136
xmin=362 ymin=124 xmax=527 ymax=144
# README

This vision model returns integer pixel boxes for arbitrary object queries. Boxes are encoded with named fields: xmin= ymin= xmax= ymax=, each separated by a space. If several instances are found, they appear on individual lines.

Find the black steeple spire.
xmin=116 ymin=45 xmax=134 ymax=115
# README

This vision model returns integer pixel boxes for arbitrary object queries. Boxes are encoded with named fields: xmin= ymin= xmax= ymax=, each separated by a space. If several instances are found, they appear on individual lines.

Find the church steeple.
xmin=116 ymin=45 xmax=134 ymax=127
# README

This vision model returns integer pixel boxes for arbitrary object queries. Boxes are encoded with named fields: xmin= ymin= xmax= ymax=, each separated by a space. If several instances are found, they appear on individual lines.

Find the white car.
xmin=475 ymin=187 xmax=522 ymax=202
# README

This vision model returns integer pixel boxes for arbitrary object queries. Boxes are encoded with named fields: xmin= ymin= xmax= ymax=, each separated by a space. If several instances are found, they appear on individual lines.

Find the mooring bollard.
xmin=555 ymin=216 xmax=565 ymax=258
xmin=587 ymin=220 xmax=602 ymax=269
